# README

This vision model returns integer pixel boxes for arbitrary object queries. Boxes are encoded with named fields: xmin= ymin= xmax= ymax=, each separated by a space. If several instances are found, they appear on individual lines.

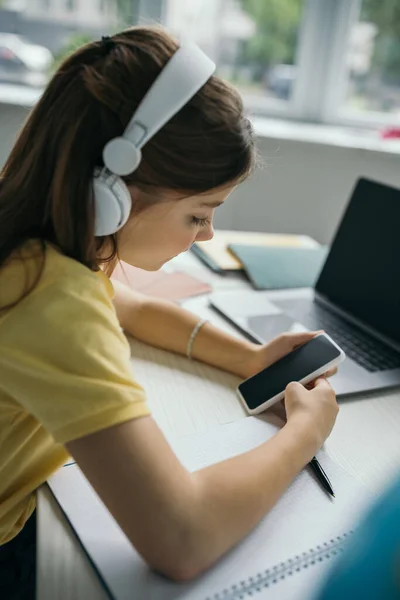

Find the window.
xmin=163 ymin=0 xmax=400 ymax=129
xmin=342 ymin=0 xmax=400 ymax=121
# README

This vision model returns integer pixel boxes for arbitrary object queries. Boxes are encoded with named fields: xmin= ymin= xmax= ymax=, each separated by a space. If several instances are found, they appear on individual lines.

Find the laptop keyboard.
xmin=276 ymin=299 xmax=400 ymax=373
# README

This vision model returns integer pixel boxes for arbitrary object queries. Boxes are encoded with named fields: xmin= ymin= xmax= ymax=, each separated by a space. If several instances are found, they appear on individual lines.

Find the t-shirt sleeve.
xmin=0 ymin=273 xmax=150 ymax=444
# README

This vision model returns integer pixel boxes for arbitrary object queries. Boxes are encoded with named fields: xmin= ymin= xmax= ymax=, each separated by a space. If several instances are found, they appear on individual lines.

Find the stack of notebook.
xmin=192 ymin=230 xmax=328 ymax=290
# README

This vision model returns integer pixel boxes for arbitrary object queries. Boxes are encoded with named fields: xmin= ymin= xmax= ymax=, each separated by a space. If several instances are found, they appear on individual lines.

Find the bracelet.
xmin=186 ymin=319 xmax=208 ymax=360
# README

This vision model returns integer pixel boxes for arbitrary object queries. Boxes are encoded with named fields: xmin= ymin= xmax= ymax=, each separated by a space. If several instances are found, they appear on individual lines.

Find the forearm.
xmin=131 ymin=299 xmax=254 ymax=375
xmin=122 ymin=418 xmax=318 ymax=580
xmin=112 ymin=279 xmax=254 ymax=376
xmin=185 ymin=419 xmax=318 ymax=576
xmin=68 ymin=411 xmax=321 ymax=581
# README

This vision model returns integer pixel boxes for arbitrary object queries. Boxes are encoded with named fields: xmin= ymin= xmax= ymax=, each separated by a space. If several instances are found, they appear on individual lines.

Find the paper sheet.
xmin=48 ymin=416 xmax=372 ymax=600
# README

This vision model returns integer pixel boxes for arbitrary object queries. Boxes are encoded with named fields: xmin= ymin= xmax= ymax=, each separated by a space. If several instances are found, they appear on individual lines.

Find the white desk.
xmin=36 ymin=252 xmax=400 ymax=600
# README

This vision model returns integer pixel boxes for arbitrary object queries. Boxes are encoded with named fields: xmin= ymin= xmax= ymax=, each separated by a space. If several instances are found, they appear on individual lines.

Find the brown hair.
xmin=0 ymin=26 xmax=255 ymax=304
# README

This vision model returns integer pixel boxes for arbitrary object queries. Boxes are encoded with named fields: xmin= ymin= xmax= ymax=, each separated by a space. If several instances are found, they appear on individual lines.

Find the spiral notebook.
xmin=48 ymin=417 xmax=371 ymax=600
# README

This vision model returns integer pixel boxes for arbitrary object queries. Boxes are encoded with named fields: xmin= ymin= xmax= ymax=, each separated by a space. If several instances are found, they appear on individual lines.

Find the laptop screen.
xmin=315 ymin=178 xmax=400 ymax=344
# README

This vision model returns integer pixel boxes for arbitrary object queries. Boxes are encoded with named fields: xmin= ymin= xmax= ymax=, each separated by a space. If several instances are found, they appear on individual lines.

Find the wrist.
xmin=223 ymin=340 xmax=259 ymax=378
xmin=229 ymin=340 xmax=260 ymax=378
xmin=191 ymin=321 xmax=258 ymax=377
xmin=281 ymin=418 xmax=323 ymax=466
xmin=187 ymin=319 xmax=208 ymax=359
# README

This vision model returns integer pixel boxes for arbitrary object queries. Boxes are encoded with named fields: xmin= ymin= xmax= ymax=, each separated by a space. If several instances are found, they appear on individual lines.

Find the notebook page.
xmin=48 ymin=416 xmax=372 ymax=600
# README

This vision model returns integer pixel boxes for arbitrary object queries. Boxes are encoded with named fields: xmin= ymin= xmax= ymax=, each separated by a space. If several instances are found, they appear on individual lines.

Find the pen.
xmin=309 ymin=457 xmax=335 ymax=498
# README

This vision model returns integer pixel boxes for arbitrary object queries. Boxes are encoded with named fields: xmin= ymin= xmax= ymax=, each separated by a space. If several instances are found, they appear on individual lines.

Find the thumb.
xmin=285 ymin=380 xmax=304 ymax=394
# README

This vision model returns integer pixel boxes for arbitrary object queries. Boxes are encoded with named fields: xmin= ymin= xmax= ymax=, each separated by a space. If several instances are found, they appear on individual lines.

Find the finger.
xmin=323 ymin=367 xmax=338 ymax=378
xmin=290 ymin=330 xmax=322 ymax=341
xmin=312 ymin=377 xmax=333 ymax=390
xmin=285 ymin=381 xmax=305 ymax=395
xmin=290 ymin=330 xmax=325 ymax=348
xmin=305 ymin=381 xmax=316 ymax=390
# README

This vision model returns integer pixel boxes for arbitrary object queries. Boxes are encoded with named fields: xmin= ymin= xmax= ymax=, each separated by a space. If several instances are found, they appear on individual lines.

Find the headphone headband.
xmin=103 ymin=43 xmax=216 ymax=176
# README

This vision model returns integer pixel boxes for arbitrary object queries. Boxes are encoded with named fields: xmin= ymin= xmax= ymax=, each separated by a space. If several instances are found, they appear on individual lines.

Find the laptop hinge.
xmin=314 ymin=292 xmax=400 ymax=354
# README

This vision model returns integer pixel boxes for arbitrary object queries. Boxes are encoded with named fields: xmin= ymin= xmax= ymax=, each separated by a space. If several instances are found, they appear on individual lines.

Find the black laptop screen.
xmin=315 ymin=178 xmax=400 ymax=344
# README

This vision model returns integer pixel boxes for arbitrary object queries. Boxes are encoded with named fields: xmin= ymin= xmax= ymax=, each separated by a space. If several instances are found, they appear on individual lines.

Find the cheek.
xmin=181 ymin=227 xmax=197 ymax=244
xmin=167 ymin=230 xmax=195 ymax=255
xmin=119 ymin=212 xmax=197 ymax=261
xmin=185 ymin=223 xmax=201 ymax=243
xmin=163 ymin=218 xmax=195 ymax=246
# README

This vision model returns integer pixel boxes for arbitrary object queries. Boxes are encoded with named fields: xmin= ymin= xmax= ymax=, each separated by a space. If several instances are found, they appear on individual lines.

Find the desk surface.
xmin=36 ymin=251 xmax=400 ymax=600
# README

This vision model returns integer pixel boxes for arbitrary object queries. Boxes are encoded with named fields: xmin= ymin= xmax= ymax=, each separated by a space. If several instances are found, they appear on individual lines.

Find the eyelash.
xmin=191 ymin=217 xmax=210 ymax=227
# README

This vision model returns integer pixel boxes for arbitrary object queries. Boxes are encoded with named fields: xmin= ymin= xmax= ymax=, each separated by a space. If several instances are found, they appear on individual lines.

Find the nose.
xmin=196 ymin=224 xmax=214 ymax=243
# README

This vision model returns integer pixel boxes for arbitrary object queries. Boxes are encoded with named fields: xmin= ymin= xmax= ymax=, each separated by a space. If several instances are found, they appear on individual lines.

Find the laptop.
xmin=210 ymin=178 xmax=400 ymax=397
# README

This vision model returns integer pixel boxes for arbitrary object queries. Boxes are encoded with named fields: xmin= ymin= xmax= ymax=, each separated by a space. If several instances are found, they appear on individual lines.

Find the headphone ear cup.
xmin=92 ymin=170 xmax=132 ymax=237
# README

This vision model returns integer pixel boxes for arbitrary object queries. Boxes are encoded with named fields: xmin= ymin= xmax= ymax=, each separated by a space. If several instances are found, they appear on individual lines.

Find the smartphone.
xmin=237 ymin=333 xmax=345 ymax=415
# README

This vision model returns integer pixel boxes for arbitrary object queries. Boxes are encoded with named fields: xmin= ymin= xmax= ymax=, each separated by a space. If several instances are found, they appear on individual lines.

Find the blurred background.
xmin=0 ymin=0 xmax=399 ymax=244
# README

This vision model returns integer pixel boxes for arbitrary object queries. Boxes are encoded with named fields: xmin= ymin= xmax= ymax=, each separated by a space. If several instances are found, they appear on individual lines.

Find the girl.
xmin=0 ymin=26 xmax=338 ymax=599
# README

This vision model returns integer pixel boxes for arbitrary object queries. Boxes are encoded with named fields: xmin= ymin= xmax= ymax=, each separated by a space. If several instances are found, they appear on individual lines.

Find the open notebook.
xmin=48 ymin=417 xmax=371 ymax=600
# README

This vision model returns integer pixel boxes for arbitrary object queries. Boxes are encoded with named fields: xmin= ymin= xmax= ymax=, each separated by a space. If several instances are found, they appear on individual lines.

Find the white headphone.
xmin=92 ymin=43 xmax=216 ymax=237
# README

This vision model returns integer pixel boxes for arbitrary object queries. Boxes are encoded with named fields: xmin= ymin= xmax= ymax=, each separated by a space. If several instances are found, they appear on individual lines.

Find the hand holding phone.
xmin=237 ymin=333 xmax=345 ymax=415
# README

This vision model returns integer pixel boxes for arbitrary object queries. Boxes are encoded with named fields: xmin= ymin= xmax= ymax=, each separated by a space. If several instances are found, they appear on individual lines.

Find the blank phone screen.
xmin=238 ymin=335 xmax=341 ymax=410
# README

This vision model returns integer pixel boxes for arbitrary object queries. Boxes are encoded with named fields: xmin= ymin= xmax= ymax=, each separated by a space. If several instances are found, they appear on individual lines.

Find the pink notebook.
xmin=112 ymin=262 xmax=212 ymax=302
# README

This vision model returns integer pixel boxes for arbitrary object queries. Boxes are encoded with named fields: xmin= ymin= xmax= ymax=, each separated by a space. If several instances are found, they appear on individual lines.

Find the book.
xmin=228 ymin=245 xmax=329 ymax=290
xmin=48 ymin=416 xmax=371 ymax=600
xmin=192 ymin=230 xmax=319 ymax=272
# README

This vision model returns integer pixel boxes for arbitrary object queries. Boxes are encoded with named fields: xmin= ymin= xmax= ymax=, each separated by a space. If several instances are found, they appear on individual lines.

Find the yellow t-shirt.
xmin=0 ymin=241 xmax=150 ymax=544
